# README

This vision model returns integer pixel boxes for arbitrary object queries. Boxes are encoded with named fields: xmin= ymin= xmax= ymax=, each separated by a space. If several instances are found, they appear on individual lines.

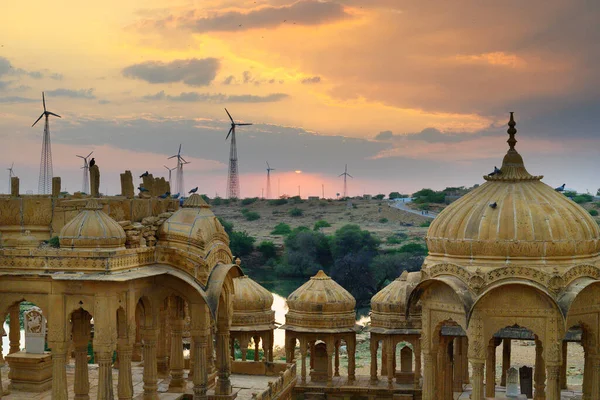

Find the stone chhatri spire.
xmin=507 ymin=111 xmax=517 ymax=151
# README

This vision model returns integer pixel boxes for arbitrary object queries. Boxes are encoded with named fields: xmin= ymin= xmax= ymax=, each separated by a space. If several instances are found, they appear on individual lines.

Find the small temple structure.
xmin=1 ymin=113 xmax=600 ymax=400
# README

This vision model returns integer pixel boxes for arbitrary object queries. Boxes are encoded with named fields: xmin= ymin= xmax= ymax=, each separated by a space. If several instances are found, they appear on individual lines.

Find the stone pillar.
xmin=96 ymin=350 xmax=115 ymax=400
xmin=534 ymin=340 xmax=546 ymax=400
xmin=142 ymin=329 xmax=159 ymax=400
xmin=422 ymin=352 xmax=435 ymax=400
xmin=239 ymin=336 xmax=249 ymax=362
xmin=470 ymin=359 xmax=485 ymax=400
xmin=192 ymin=333 xmax=208 ymax=400
xmin=485 ymin=339 xmax=497 ymax=398
xmin=381 ymin=340 xmax=388 ymax=376
xmin=117 ymin=340 xmax=134 ymax=400
xmin=546 ymin=364 xmax=560 ymax=400
xmin=347 ymin=335 xmax=356 ymax=383
xmin=300 ymin=339 xmax=307 ymax=384
xmin=72 ymin=310 xmax=92 ymax=400
xmin=215 ymin=329 xmax=232 ymax=395
xmin=414 ymin=339 xmax=421 ymax=389
xmin=452 ymin=337 xmax=463 ymax=392
xmin=326 ymin=342 xmax=334 ymax=386
xmin=461 ymin=337 xmax=469 ymax=384
xmin=591 ymin=356 xmax=600 ymax=400
xmin=156 ymin=306 xmax=169 ymax=378
xmin=90 ymin=165 xmax=100 ymax=197
xmin=208 ymin=327 xmax=215 ymax=373
xmin=121 ymin=171 xmax=134 ymax=198
xmin=169 ymin=318 xmax=185 ymax=391
xmin=444 ymin=340 xmax=453 ymax=400
xmin=560 ymin=341 xmax=568 ymax=390
xmin=133 ymin=315 xmax=143 ymax=362
xmin=8 ymin=304 xmax=20 ymax=354
xmin=386 ymin=338 xmax=394 ymax=388
xmin=369 ymin=338 xmax=378 ymax=384
xmin=254 ymin=335 xmax=260 ymax=362
xmin=50 ymin=342 xmax=69 ymax=400
xmin=52 ymin=177 xmax=61 ymax=197
xmin=501 ymin=338 xmax=511 ymax=386
xmin=583 ymin=351 xmax=592 ymax=400
xmin=334 ymin=340 xmax=340 ymax=377
xmin=11 ymin=176 xmax=19 ymax=196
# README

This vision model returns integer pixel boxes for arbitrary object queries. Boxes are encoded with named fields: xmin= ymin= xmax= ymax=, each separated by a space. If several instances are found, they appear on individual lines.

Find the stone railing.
xmin=251 ymin=363 xmax=297 ymax=400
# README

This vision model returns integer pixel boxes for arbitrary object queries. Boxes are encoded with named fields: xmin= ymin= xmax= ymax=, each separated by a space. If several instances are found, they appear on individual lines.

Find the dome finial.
xmin=507 ymin=112 xmax=517 ymax=150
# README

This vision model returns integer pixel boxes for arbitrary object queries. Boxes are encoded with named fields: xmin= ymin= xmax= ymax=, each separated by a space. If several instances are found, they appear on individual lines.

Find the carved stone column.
xmin=157 ymin=306 xmax=169 ymax=378
xmin=381 ymin=340 xmax=388 ymax=376
xmin=192 ymin=334 xmax=208 ymax=400
xmin=96 ymin=350 xmax=115 ymax=400
xmin=452 ymin=337 xmax=463 ymax=392
xmin=386 ymin=337 xmax=394 ymax=388
xmin=142 ymin=329 xmax=159 ymax=400
xmin=583 ymin=353 xmax=592 ymax=400
xmin=253 ymin=335 xmax=260 ymax=362
xmin=72 ymin=310 xmax=92 ymax=400
xmin=444 ymin=340 xmax=453 ymax=400
xmin=326 ymin=341 xmax=334 ymax=386
xmin=369 ymin=338 xmax=378 ymax=384
xmin=501 ymin=338 xmax=511 ymax=386
xmin=485 ymin=339 xmax=497 ymax=398
xmin=461 ymin=337 xmax=469 ymax=384
xmin=208 ymin=327 xmax=216 ymax=373
xmin=169 ymin=318 xmax=185 ymax=391
xmin=589 ymin=356 xmax=600 ymax=400
xmin=347 ymin=335 xmax=356 ymax=383
xmin=534 ymin=340 xmax=546 ymax=400
xmin=215 ymin=330 xmax=232 ymax=395
xmin=117 ymin=340 xmax=134 ymax=400
xmin=470 ymin=359 xmax=485 ymax=400
xmin=422 ymin=352 xmax=436 ymax=400
xmin=299 ymin=339 xmax=307 ymax=384
xmin=239 ymin=336 xmax=249 ymax=362
xmin=334 ymin=340 xmax=340 ymax=377
xmin=546 ymin=364 xmax=560 ymax=400
xmin=50 ymin=341 xmax=69 ymax=400
xmin=8 ymin=304 xmax=20 ymax=354
xmin=414 ymin=338 xmax=421 ymax=389
xmin=560 ymin=341 xmax=568 ymax=390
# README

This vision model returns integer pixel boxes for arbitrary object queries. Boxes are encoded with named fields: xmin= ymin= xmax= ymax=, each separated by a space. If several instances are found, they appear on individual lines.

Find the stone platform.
xmin=5 ymin=352 xmax=52 ymax=392
xmin=454 ymin=384 xmax=583 ymax=399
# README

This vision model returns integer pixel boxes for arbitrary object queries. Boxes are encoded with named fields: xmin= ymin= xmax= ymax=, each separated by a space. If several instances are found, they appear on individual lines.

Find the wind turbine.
xmin=339 ymin=164 xmax=353 ymax=199
xmin=6 ymin=162 xmax=14 ymax=194
xmin=225 ymin=108 xmax=252 ymax=199
xmin=164 ymin=165 xmax=177 ymax=192
xmin=76 ymin=151 xmax=93 ymax=194
xmin=168 ymin=144 xmax=188 ymax=194
xmin=32 ymin=92 xmax=61 ymax=194
xmin=266 ymin=161 xmax=275 ymax=199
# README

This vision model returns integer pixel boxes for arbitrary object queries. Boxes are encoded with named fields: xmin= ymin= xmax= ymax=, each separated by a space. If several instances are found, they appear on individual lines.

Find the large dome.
xmin=284 ymin=270 xmax=357 ymax=332
xmin=231 ymin=275 xmax=275 ymax=331
xmin=370 ymin=271 xmax=421 ymax=331
xmin=426 ymin=114 xmax=600 ymax=266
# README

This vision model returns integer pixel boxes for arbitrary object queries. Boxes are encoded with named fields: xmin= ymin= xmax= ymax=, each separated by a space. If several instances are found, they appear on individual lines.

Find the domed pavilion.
xmin=282 ymin=270 xmax=360 ymax=385
xmin=230 ymin=272 xmax=276 ymax=362
xmin=410 ymin=113 xmax=600 ymax=400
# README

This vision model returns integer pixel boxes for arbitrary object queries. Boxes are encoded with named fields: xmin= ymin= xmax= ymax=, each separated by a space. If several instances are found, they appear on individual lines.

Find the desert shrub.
xmin=590 ymin=209 xmax=599 ymax=216
xmin=244 ymin=211 xmax=260 ymax=221
xmin=386 ymin=236 xmax=403 ymax=245
xmin=200 ymin=194 xmax=210 ymax=203
xmin=289 ymin=207 xmax=304 ymax=217
xmin=419 ymin=221 xmax=431 ymax=227
xmin=241 ymin=197 xmax=259 ymax=205
xmin=217 ymin=217 xmax=234 ymax=235
xmin=398 ymin=242 xmax=428 ymax=256
xmin=290 ymin=195 xmax=303 ymax=204
xmin=229 ymin=231 xmax=255 ymax=257
xmin=257 ymin=241 xmax=277 ymax=260
xmin=223 ymin=199 xmax=231 ymax=205
xmin=268 ymin=198 xmax=288 ymax=206
xmin=271 ymin=222 xmax=292 ymax=235
xmin=47 ymin=236 xmax=60 ymax=248
xmin=212 ymin=197 xmax=223 ymax=206
xmin=313 ymin=220 xmax=331 ymax=231
xmin=379 ymin=217 xmax=388 ymax=223
xmin=573 ymin=194 xmax=594 ymax=204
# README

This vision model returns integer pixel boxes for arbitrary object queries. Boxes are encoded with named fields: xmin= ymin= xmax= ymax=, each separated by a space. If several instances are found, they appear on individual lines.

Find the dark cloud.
xmin=152 ymin=0 xmax=349 ymax=33
xmin=222 ymin=75 xmax=235 ymax=85
xmin=46 ymin=88 xmax=96 ymax=99
xmin=0 ymin=56 xmax=63 ymax=81
xmin=374 ymin=128 xmax=467 ymax=143
xmin=0 ymin=96 xmax=37 ymax=103
xmin=143 ymin=90 xmax=288 ymax=103
xmin=122 ymin=58 xmax=220 ymax=87
xmin=374 ymin=130 xmax=393 ymax=140
xmin=301 ymin=76 xmax=321 ymax=84
xmin=0 ymin=57 xmax=12 ymax=76
xmin=49 ymin=73 xmax=64 ymax=81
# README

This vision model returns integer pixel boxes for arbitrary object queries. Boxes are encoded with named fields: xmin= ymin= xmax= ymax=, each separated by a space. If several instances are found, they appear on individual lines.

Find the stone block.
xmin=6 ymin=351 xmax=53 ymax=392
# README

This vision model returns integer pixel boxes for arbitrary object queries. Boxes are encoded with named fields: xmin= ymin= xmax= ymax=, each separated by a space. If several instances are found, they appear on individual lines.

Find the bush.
xmin=374 ymin=194 xmax=385 ymax=200
xmin=268 ymin=198 xmax=288 ymax=206
xmin=257 ymin=241 xmax=277 ymax=260
xmin=370 ymin=252 xmax=423 ymax=291
xmin=412 ymin=188 xmax=445 ymax=204
xmin=241 ymin=197 xmax=259 ymax=206
xmin=419 ymin=221 xmax=431 ymax=227
xmin=590 ymin=209 xmax=599 ymax=216
xmin=289 ymin=207 xmax=304 ymax=217
xmin=313 ymin=220 xmax=331 ymax=231
xmin=271 ymin=222 xmax=292 ymax=235
xmin=386 ymin=236 xmax=403 ymax=245
xmin=229 ymin=231 xmax=256 ymax=257
xmin=290 ymin=195 xmax=303 ymax=204
xmin=280 ymin=228 xmax=332 ymax=276
xmin=217 ymin=217 xmax=234 ymax=235
xmin=244 ymin=211 xmax=260 ymax=221
xmin=330 ymin=224 xmax=380 ymax=261
xmin=398 ymin=242 xmax=428 ymax=256
xmin=379 ymin=218 xmax=388 ymax=223
xmin=47 ymin=236 xmax=60 ymax=248
xmin=573 ymin=194 xmax=594 ymax=204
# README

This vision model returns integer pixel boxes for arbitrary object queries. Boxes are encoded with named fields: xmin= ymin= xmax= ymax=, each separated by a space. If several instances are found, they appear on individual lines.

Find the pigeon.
xmin=488 ymin=166 xmax=501 ymax=177
xmin=89 ymin=158 xmax=95 ymax=168
xmin=489 ymin=202 xmax=497 ymax=209
xmin=189 ymin=187 xmax=198 ymax=194
xmin=138 ymin=186 xmax=149 ymax=192
xmin=171 ymin=193 xmax=180 ymax=199
xmin=555 ymin=184 xmax=566 ymax=192
xmin=159 ymin=191 xmax=171 ymax=199
xmin=140 ymin=171 xmax=149 ymax=178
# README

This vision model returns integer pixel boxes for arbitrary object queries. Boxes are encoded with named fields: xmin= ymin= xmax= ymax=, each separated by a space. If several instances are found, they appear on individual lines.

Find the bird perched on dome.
xmin=488 ymin=166 xmax=501 ymax=176
xmin=140 ymin=171 xmax=149 ymax=178
xmin=138 ymin=186 xmax=149 ymax=192
xmin=89 ymin=158 xmax=96 ymax=168
xmin=171 ymin=193 xmax=180 ymax=199
xmin=555 ymin=184 xmax=566 ymax=192
xmin=489 ymin=202 xmax=497 ymax=209
xmin=159 ymin=191 xmax=170 ymax=199
xmin=189 ymin=187 xmax=198 ymax=194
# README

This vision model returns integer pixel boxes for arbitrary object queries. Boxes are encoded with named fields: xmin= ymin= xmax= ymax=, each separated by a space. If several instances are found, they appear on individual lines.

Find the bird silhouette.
xmin=140 ymin=171 xmax=149 ymax=178
xmin=171 ymin=193 xmax=180 ymax=199
xmin=138 ymin=186 xmax=149 ymax=192
xmin=555 ymin=184 xmax=566 ymax=192
xmin=89 ymin=158 xmax=95 ymax=168
xmin=159 ymin=191 xmax=171 ymax=199
xmin=488 ymin=166 xmax=501 ymax=176
xmin=489 ymin=202 xmax=497 ymax=209
xmin=189 ymin=187 xmax=198 ymax=194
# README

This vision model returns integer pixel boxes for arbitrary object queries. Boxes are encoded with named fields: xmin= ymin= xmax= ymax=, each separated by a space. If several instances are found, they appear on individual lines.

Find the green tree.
xmin=257 ymin=241 xmax=277 ymax=260
xmin=329 ymin=224 xmax=380 ymax=261
xmin=398 ymin=242 xmax=428 ymax=256
xmin=229 ymin=231 xmax=256 ymax=257
xmin=370 ymin=252 xmax=423 ymax=291
xmin=241 ymin=197 xmax=259 ymax=205
xmin=279 ymin=228 xmax=332 ymax=276
xmin=313 ymin=220 xmax=331 ymax=231
xmin=389 ymin=192 xmax=401 ymax=199
xmin=288 ymin=207 xmax=304 ymax=217
xmin=374 ymin=194 xmax=385 ymax=200
xmin=271 ymin=222 xmax=292 ymax=235
xmin=217 ymin=217 xmax=234 ymax=235
xmin=590 ymin=209 xmax=599 ymax=216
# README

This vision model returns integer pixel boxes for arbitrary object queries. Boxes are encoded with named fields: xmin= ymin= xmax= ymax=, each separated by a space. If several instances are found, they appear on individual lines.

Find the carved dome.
xmin=284 ymin=270 xmax=357 ymax=332
xmin=370 ymin=271 xmax=422 ymax=331
xmin=231 ymin=275 xmax=275 ymax=331
xmin=426 ymin=114 xmax=600 ymax=266
xmin=158 ymin=194 xmax=231 ymax=258
xmin=59 ymin=199 xmax=126 ymax=250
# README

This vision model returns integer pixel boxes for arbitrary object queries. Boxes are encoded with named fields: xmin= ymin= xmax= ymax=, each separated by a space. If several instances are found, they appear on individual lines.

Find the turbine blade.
xmin=347 ymin=174 xmax=353 ymax=178
xmin=179 ymin=156 xmax=187 ymax=163
xmin=32 ymin=113 xmax=44 ymax=127
xmin=76 ymin=155 xmax=84 ymax=159
xmin=164 ymin=165 xmax=169 ymax=170
xmin=226 ymin=127 xmax=233 ymax=140
xmin=266 ymin=161 xmax=270 ymax=169
xmin=87 ymin=151 xmax=93 ymax=158
xmin=338 ymin=173 xmax=344 ymax=177
xmin=236 ymin=123 xmax=252 ymax=126
xmin=42 ymin=92 xmax=46 ymax=112
xmin=168 ymin=155 xmax=177 ymax=159
xmin=225 ymin=108 xmax=234 ymax=123
xmin=47 ymin=112 xmax=61 ymax=118
xmin=178 ymin=144 xmax=181 ymax=156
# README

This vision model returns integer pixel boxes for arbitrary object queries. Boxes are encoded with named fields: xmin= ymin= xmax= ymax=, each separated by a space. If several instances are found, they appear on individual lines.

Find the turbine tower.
xmin=225 ymin=108 xmax=252 ymax=199
xmin=168 ymin=144 xmax=188 ymax=194
xmin=339 ymin=164 xmax=353 ymax=199
xmin=266 ymin=161 xmax=275 ymax=199
xmin=164 ymin=165 xmax=177 ymax=192
xmin=32 ymin=92 xmax=61 ymax=194
xmin=6 ymin=162 xmax=14 ymax=194
xmin=76 ymin=151 xmax=93 ymax=194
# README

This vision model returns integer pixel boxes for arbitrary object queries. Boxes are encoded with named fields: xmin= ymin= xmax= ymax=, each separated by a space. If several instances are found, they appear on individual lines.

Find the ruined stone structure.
xmin=120 ymin=170 xmax=135 ymax=198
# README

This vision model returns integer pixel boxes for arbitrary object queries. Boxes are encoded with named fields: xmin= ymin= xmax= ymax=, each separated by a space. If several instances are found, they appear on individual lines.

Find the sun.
xmin=295 ymin=170 xmax=302 ymax=174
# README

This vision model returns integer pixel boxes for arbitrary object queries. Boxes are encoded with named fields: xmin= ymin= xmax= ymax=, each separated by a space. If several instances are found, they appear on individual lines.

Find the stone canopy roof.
xmin=231 ymin=275 xmax=275 ymax=332
xmin=370 ymin=271 xmax=422 ymax=333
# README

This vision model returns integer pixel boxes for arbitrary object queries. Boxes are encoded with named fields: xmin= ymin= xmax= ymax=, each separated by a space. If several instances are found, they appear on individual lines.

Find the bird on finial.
xmin=140 ymin=171 xmax=149 ymax=178
xmin=555 ymin=184 xmax=565 ymax=192
xmin=138 ymin=186 xmax=149 ymax=192
xmin=89 ymin=158 xmax=96 ymax=168
xmin=487 ymin=166 xmax=502 ymax=177
xmin=507 ymin=111 xmax=517 ymax=151
xmin=189 ymin=187 xmax=198 ymax=194
xmin=159 ymin=191 xmax=171 ymax=199
xmin=489 ymin=202 xmax=497 ymax=209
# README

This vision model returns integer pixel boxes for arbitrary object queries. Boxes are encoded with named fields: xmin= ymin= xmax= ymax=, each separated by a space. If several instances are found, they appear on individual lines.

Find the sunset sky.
xmin=1 ymin=1 xmax=599 ymax=197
